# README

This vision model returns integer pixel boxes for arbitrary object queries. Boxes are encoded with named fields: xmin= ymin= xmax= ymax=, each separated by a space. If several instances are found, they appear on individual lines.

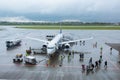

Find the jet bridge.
xmin=105 ymin=43 xmax=120 ymax=55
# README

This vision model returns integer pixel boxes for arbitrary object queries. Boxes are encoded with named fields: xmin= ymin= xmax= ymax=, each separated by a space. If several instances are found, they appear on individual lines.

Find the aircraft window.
xmin=48 ymin=47 xmax=54 ymax=49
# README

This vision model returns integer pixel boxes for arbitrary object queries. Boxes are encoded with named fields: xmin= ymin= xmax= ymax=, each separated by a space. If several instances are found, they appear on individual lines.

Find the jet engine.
xmin=62 ymin=43 xmax=70 ymax=49
xmin=42 ymin=43 xmax=47 ymax=49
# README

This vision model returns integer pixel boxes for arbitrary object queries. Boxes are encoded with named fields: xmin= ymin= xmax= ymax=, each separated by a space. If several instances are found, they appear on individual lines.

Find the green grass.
xmin=16 ymin=25 xmax=120 ymax=30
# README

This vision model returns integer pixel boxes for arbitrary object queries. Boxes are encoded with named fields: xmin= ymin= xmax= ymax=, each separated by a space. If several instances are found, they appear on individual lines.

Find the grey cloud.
xmin=0 ymin=0 xmax=120 ymax=22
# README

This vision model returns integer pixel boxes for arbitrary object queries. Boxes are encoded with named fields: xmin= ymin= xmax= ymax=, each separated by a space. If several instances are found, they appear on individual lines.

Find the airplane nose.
xmin=47 ymin=49 xmax=53 ymax=55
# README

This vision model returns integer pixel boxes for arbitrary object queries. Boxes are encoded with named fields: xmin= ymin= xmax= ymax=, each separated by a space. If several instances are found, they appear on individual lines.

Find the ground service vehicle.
xmin=6 ymin=39 xmax=21 ymax=49
xmin=24 ymin=56 xmax=37 ymax=65
xmin=13 ymin=54 xmax=23 ymax=63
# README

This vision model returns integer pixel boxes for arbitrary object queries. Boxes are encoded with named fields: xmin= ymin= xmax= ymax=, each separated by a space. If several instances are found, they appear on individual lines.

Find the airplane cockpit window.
xmin=48 ymin=47 xmax=54 ymax=49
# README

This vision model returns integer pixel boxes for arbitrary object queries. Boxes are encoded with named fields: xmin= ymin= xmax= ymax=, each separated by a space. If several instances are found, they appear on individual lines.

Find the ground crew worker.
xmin=100 ymin=46 xmax=103 ymax=54
xmin=26 ymin=53 xmax=29 ymax=56
xmin=68 ymin=54 xmax=70 ymax=62
xmin=59 ymin=55 xmax=64 ymax=67
xmin=72 ymin=51 xmax=74 ymax=58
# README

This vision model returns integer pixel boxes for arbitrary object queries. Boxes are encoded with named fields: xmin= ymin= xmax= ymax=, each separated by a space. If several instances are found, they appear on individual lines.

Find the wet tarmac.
xmin=0 ymin=26 xmax=120 ymax=80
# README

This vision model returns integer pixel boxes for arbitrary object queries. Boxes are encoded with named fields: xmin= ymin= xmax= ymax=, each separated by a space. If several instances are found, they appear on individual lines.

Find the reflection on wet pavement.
xmin=0 ymin=26 xmax=120 ymax=80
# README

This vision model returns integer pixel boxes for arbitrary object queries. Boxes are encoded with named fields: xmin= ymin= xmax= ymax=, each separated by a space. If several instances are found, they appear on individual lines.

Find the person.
xmin=86 ymin=65 xmax=90 ymax=74
xmin=98 ymin=59 xmax=101 ymax=66
xmin=80 ymin=41 xmax=82 ymax=45
xmin=59 ymin=55 xmax=64 ymax=67
xmin=82 ymin=53 xmax=84 ymax=59
xmin=95 ymin=61 xmax=98 ymax=68
xmin=104 ymin=61 xmax=107 ymax=68
xmin=100 ymin=55 xmax=102 ymax=61
xmin=91 ymin=64 xmax=94 ymax=71
xmin=76 ymin=42 xmax=77 ymax=45
xmin=100 ymin=47 xmax=103 ymax=54
xmin=26 ymin=53 xmax=29 ymax=56
xmin=110 ymin=47 xmax=112 ymax=51
xmin=82 ymin=64 xmax=85 ymax=71
xmin=72 ymin=51 xmax=74 ymax=58
xmin=79 ymin=53 xmax=82 ymax=61
xmin=68 ymin=54 xmax=71 ymax=63
xmin=83 ymin=41 xmax=85 ymax=46
xmin=69 ymin=52 xmax=71 ymax=56
xmin=89 ymin=57 xmax=92 ymax=65
xmin=100 ymin=47 xmax=103 ymax=51
xmin=29 ymin=46 xmax=31 ymax=51
xmin=79 ymin=53 xmax=82 ymax=59
xmin=110 ymin=47 xmax=112 ymax=54
xmin=95 ymin=42 xmax=97 ymax=48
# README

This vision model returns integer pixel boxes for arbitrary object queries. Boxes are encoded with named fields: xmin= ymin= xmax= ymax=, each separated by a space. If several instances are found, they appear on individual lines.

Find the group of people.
xmin=80 ymin=41 xmax=85 ymax=46
xmin=81 ymin=42 xmax=109 ymax=75
xmin=82 ymin=56 xmax=108 ymax=74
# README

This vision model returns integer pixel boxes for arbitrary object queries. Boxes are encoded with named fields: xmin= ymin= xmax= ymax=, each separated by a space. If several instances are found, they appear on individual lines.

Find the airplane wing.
xmin=60 ymin=37 xmax=93 ymax=44
xmin=26 ymin=37 xmax=50 ymax=44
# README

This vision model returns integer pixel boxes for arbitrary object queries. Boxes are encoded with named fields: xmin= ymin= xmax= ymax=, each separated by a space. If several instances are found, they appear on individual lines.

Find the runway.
xmin=0 ymin=26 xmax=120 ymax=80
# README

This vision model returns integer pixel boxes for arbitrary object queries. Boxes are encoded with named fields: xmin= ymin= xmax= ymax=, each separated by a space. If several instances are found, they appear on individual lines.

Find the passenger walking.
xmin=86 ymin=65 xmax=90 ymax=74
xmin=79 ymin=53 xmax=81 ymax=59
xmin=100 ymin=46 xmax=103 ymax=54
xmin=91 ymin=64 xmax=95 ymax=71
xmin=79 ymin=53 xmax=82 ymax=61
xmin=98 ymin=59 xmax=101 ymax=66
xmin=89 ymin=57 xmax=92 ymax=65
xmin=69 ymin=52 xmax=71 ymax=56
xmin=82 ymin=64 xmax=85 ymax=72
xmin=82 ymin=53 xmax=84 ymax=59
xmin=104 ymin=61 xmax=107 ymax=69
xmin=95 ymin=42 xmax=97 ymax=48
xmin=100 ymin=55 xmax=102 ymax=61
xmin=95 ymin=61 xmax=98 ymax=68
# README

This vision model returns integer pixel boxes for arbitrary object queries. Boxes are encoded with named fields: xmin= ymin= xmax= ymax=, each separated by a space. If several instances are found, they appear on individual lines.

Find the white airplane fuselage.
xmin=47 ymin=33 xmax=63 ymax=55
xmin=27 ymin=30 xmax=93 ymax=56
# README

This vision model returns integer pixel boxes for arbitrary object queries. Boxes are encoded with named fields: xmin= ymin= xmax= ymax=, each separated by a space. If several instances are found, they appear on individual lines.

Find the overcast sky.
xmin=0 ymin=0 xmax=120 ymax=22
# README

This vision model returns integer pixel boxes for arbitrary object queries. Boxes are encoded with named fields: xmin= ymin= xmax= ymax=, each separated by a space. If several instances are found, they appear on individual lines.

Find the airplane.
xmin=27 ymin=29 xmax=93 ymax=57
